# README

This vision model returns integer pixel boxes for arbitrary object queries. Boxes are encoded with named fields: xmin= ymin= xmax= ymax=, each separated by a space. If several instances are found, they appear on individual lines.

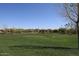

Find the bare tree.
xmin=64 ymin=3 xmax=79 ymax=48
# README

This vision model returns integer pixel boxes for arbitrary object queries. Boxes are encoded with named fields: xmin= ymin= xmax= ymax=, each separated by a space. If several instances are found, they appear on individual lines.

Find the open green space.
xmin=0 ymin=33 xmax=78 ymax=56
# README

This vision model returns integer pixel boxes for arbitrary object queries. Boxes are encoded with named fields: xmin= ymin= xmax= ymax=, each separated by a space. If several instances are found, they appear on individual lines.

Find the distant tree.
xmin=58 ymin=28 xmax=66 ymax=34
xmin=53 ymin=29 xmax=58 ymax=33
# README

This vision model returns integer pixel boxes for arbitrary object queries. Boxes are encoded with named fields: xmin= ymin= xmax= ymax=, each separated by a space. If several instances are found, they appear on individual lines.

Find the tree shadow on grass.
xmin=9 ymin=45 xmax=75 ymax=50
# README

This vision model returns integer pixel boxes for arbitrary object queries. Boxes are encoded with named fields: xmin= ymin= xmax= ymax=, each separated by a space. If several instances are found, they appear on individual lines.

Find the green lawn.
xmin=0 ymin=33 xmax=78 ymax=56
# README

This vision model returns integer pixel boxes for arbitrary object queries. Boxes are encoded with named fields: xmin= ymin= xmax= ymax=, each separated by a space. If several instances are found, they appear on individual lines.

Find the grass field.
xmin=0 ymin=33 xmax=78 ymax=56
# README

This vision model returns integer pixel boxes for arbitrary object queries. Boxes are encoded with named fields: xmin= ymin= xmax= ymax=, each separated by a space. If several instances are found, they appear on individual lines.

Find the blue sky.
xmin=0 ymin=3 xmax=67 ymax=29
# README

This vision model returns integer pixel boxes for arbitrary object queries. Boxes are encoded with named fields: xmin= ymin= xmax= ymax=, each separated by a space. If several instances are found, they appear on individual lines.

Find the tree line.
xmin=0 ymin=28 xmax=76 ymax=34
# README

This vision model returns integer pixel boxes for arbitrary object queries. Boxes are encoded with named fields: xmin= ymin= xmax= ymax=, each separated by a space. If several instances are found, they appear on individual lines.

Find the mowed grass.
xmin=0 ymin=33 xmax=78 ymax=56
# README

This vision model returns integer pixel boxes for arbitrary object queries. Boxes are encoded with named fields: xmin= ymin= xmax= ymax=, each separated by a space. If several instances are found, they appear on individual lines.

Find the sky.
xmin=0 ymin=3 xmax=68 ymax=29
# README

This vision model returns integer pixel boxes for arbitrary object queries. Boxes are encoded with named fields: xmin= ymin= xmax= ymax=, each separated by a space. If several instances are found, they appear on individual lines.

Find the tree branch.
xmin=64 ymin=4 xmax=77 ymax=23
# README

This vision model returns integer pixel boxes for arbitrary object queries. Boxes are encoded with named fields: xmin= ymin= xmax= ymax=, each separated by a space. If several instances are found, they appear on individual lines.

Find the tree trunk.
xmin=77 ymin=3 xmax=79 ymax=48
xmin=76 ymin=23 xmax=79 ymax=48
